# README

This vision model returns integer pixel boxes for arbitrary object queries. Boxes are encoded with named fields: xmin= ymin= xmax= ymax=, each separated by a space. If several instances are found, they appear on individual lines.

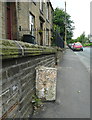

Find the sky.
xmin=50 ymin=0 xmax=91 ymax=39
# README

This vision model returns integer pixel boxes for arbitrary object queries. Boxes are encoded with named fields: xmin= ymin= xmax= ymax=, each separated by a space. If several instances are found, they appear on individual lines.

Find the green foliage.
xmin=83 ymin=43 xmax=92 ymax=47
xmin=53 ymin=24 xmax=60 ymax=33
xmin=52 ymin=7 xmax=75 ymax=45
xmin=32 ymin=95 xmax=43 ymax=107
xmin=74 ymin=32 xmax=89 ymax=44
xmin=67 ymin=39 xmax=75 ymax=44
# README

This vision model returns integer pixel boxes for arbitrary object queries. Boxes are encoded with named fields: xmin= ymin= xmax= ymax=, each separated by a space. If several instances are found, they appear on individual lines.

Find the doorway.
xmin=39 ymin=21 xmax=43 ymax=45
xmin=6 ymin=2 xmax=17 ymax=40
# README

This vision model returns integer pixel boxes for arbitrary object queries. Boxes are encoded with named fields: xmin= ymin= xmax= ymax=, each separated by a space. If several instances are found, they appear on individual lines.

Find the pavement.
xmin=32 ymin=49 xmax=90 ymax=118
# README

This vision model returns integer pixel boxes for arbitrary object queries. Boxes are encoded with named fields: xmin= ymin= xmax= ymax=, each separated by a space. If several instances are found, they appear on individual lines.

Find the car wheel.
xmin=81 ymin=49 xmax=83 ymax=51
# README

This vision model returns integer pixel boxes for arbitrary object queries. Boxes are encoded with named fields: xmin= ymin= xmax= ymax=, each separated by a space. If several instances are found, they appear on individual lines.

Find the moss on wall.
xmin=0 ymin=39 xmax=19 ymax=59
xmin=0 ymin=39 xmax=57 ymax=59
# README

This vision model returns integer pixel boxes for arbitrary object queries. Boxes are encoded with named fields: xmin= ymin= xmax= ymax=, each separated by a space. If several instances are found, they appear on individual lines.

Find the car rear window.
xmin=75 ymin=43 xmax=82 ymax=45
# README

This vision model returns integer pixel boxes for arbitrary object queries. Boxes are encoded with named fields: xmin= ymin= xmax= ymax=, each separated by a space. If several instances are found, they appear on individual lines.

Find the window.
xmin=46 ymin=3 xmax=49 ymax=20
xmin=32 ymin=0 xmax=36 ymax=5
xmin=40 ymin=0 xmax=43 ymax=11
xmin=29 ymin=13 xmax=35 ymax=36
xmin=39 ymin=21 xmax=43 ymax=45
xmin=46 ymin=29 xmax=49 ymax=45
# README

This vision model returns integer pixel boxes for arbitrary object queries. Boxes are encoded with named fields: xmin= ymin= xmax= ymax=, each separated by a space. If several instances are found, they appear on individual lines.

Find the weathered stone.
xmin=1 ymin=44 xmax=60 ymax=118
xmin=7 ymin=66 xmax=19 ymax=78
xmin=0 ymin=39 xmax=57 ymax=59
xmin=2 ymin=70 xmax=7 ymax=80
xmin=0 ymin=1 xmax=64 ymax=118
xmin=36 ymin=66 xmax=57 ymax=101
xmin=19 ymin=63 xmax=28 ymax=70
xmin=2 ymin=59 xmax=17 ymax=68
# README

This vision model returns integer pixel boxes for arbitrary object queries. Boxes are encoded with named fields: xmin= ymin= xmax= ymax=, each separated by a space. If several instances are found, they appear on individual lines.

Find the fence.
xmin=52 ymin=30 xmax=64 ymax=48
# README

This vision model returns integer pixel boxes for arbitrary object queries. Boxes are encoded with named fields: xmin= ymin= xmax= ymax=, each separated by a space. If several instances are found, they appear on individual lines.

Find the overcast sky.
xmin=50 ymin=0 xmax=91 ymax=39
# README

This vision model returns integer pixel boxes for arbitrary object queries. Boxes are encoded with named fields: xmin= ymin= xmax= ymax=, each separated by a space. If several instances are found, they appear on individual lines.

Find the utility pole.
xmin=65 ymin=1 xmax=67 ymax=47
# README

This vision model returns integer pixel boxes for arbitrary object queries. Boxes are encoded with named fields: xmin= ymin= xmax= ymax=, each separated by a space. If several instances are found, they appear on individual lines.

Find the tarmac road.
xmin=33 ymin=49 xmax=90 ymax=118
xmin=74 ymin=47 xmax=91 ymax=72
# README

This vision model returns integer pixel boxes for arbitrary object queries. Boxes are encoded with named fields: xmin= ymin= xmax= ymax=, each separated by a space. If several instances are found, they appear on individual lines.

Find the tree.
xmin=52 ymin=8 xmax=75 ymax=45
xmin=75 ymin=32 xmax=89 ymax=44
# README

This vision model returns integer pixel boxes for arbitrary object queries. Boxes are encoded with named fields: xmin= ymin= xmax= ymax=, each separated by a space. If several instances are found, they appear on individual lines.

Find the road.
xmin=33 ymin=48 xmax=90 ymax=118
xmin=74 ymin=47 xmax=91 ymax=72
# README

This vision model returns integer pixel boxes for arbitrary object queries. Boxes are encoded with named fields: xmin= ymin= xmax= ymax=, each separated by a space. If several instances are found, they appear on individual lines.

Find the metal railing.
xmin=52 ymin=30 xmax=64 ymax=48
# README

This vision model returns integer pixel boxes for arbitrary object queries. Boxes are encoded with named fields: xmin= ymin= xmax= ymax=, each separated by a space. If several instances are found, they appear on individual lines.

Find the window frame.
xmin=40 ymin=0 xmax=43 ymax=11
xmin=46 ymin=3 xmax=49 ymax=20
xmin=46 ymin=29 xmax=49 ymax=45
xmin=29 ymin=13 xmax=35 ymax=36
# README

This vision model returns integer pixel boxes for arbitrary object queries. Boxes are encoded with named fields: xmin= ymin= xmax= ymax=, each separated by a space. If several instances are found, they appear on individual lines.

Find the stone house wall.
xmin=0 ymin=2 xmax=2 ymax=39
xmin=2 ymin=2 xmax=6 ymax=39
xmin=1 ymin=1 xmax=53 ymax=46
xmin=17 ymin=2 xmax=30 ymax=40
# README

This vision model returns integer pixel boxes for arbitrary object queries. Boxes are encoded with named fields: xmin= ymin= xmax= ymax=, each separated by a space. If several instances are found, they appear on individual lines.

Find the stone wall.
xmin=0 ymin=39 xmax=59 ymax=119
xmin=2 ymin=3 xmax=6 ymax=39
xmin=0 ymin=2 xmax=2 ymax=39
xmin=17 ymin=2 xmax=30 ymax=40
xmin=1 ymin=2 xmax=53 ymax=45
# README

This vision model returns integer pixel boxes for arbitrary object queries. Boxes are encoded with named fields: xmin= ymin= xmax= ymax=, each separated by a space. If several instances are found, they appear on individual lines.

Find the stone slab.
xmin=36 ymin=66 xmax=57 ymax=101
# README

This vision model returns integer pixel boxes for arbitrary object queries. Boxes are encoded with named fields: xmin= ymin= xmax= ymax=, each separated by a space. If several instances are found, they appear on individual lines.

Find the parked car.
xmin=68 ymin=43 xmax=74 ymax=49
xmin=72 ymin=42 xmax=83 ymax=51
xmin=71 ymin=43 xmax=75 ymax=50
xmin=68 ymin=43 xmax=72 ymax=48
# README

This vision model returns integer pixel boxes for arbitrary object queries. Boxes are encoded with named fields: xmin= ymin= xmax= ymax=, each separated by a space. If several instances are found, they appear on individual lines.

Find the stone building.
xmin=0 ymin=1 xmax=62 ymax=119
xmin=1 ymin=1 xmax=53 ymax=46
xmin=0 ymin=2 xmax=2 ymax=39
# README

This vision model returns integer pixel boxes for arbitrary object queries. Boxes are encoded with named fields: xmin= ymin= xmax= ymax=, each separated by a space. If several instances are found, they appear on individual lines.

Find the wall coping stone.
xmin=0 ymin=39 xmax=58 ymax=59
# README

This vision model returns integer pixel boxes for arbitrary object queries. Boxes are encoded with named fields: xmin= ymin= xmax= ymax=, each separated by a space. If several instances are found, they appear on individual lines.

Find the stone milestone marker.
xmin=36 ymin=66 xmax=57 ymax=101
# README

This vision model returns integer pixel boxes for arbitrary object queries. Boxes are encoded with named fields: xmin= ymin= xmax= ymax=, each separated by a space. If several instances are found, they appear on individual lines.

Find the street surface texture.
xmin=33 ymin=48 xmax=90 ymax=118
xmin=74 ymin=47 xmax=90 ymax=72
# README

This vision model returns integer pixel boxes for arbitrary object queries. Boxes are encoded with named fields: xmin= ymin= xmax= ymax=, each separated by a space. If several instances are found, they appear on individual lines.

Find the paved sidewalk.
xmin=33 ymin=49 xmax=90 ymax=118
